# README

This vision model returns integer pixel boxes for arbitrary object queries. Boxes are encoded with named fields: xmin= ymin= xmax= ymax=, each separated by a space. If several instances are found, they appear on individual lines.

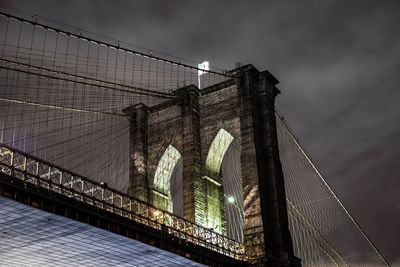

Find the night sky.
xmin=2 ymin=0 xmax=399 ymax=264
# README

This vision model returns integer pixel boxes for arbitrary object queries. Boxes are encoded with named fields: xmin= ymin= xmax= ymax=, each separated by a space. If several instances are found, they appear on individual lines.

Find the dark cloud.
xmin=2 ymin=0 xmax=399 ymax=263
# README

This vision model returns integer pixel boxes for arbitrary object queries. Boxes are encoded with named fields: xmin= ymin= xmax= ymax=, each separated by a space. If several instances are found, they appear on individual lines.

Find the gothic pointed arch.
xmin=203 ymin=128 xmax=234 ymax=234
xmin=205 ymin=129 xmax=234 ymax=178
xmin=153 ymin=144 xmax=182 ymax=213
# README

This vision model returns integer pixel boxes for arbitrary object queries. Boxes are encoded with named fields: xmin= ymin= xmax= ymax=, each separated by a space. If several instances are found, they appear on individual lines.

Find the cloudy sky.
xmin=2 ymin=0 xmax=399 ymax=264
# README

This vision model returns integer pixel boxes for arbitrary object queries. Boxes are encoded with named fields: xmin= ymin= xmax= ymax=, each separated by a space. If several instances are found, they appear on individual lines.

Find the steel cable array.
xmin=276 ymin=113 xmax=389 ymax=266
xmin=0 ymin=6 xmax=230 ymax=193
xmin=0 ymin=4 xmax=390 ymax=265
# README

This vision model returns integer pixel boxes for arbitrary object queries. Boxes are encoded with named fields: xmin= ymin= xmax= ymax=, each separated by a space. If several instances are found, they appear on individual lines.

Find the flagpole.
xmin=198 ymin=74 xmax=201 ymax=89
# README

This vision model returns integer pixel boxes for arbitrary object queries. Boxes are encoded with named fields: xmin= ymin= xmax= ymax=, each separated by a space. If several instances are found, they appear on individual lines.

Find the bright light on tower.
xmin=227 ymin=196 xmax=235 ymax=204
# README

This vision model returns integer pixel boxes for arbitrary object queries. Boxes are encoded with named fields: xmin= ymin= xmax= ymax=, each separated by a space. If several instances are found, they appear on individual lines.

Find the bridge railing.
xmin=0 ymin=143 xmax=245 ymax=260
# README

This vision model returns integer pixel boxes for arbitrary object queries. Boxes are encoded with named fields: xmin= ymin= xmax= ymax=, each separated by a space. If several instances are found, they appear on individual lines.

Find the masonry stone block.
xmin=124 ymin=65 xmax=301 ymax=266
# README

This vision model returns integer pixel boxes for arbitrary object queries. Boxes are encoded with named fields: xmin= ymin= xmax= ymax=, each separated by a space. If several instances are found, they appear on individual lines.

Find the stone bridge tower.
xmin=123 ymin=65 xmax=301 ymax=266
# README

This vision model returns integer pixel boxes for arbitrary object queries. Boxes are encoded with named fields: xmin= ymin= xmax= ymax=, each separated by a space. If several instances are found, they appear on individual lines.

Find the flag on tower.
xmin=198 ymin=61 xmax=209 ymax=89
xmin=198 ymin=61 xmax=210 ymax=76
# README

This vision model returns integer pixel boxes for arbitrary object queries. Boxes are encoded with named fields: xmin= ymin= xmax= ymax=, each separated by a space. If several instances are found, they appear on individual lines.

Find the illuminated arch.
xmin=153 ymin=145 xmax=182 ymax=213
xmin=205 ymin=129 xmax=234 ymax=177
xmin=203 ymin=129 xmax=234 ymax=234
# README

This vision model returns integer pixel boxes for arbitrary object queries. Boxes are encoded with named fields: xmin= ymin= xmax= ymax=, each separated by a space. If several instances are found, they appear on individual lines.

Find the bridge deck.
xmin=0 ymin=196 xmax=205 ymax=267
xmin=0 ymin=144 xmax=246 ymax=266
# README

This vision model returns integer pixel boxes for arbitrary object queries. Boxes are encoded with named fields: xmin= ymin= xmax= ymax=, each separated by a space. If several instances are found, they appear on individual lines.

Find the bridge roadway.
xmin=0 ymin=143 xmax=246 ymax=266
xmin=0 ymin=196 xmax=205 ymax=267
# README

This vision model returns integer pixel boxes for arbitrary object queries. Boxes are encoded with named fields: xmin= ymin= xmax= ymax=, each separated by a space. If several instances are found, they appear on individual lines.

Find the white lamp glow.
xmin=227 ymin=196 xmax=235 ymax=204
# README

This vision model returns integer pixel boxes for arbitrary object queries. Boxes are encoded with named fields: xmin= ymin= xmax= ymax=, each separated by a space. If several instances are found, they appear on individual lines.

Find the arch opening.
xmin=205 ymin=129 xmax=234 ymax=177
xmin=204 ymin=128 xmax=243 ymax=242
xmin=153 ymin=145 xmax=183 ymax=216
